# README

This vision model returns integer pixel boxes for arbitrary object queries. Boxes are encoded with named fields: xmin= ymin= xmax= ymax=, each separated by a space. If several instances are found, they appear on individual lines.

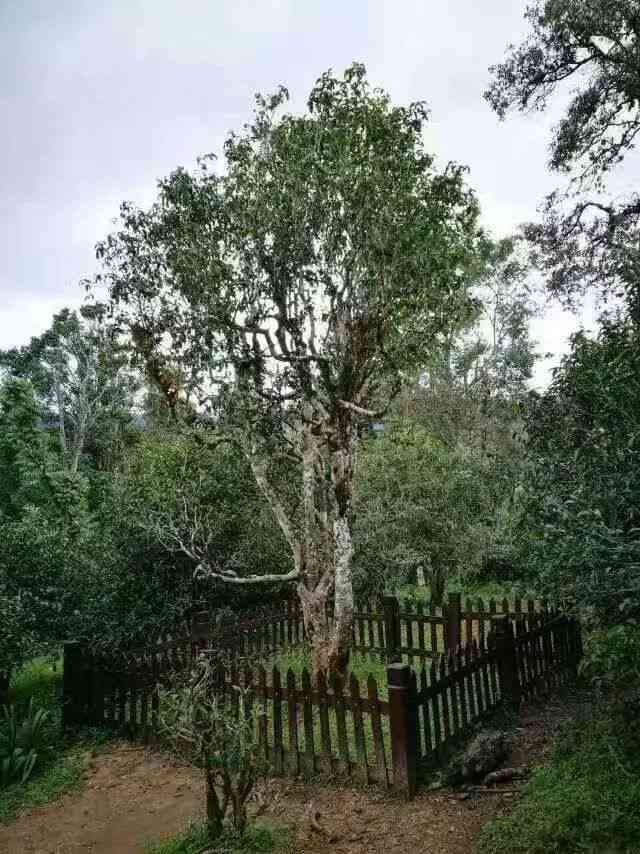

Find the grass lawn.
xmin=397 ymin=578 xmax=538 ymax=607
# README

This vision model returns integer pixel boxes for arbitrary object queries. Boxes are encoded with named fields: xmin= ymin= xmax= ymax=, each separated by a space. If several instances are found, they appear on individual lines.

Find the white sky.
xmin=0 ymin=1 xmax=605 ymax=387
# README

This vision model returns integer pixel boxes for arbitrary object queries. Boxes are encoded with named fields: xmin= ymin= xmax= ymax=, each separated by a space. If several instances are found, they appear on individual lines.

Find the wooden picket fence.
xmin=190 ymin=593 xmax=551 ymax=665
xmin=63 ymin=606 xmax=582 ymax=798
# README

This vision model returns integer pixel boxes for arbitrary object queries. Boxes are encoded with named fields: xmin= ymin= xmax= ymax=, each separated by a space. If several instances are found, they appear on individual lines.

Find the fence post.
xmin=490 ymin=615 xmax=521 ymax=709
xmin=387 ymin=663 xmax=418 ymax=799
xmin=444 ymin=592 xmax=462 ymax=652
xmin=383 ymin=595 xmax=401 ymax=663
xmin=62 ymin=641 xmax=86 ymax=731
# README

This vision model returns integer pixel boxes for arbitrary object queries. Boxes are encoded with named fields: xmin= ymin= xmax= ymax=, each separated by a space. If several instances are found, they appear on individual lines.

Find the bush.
xmin=517 ymin=320 xmax=640 ymax=627
xmin=582 ymin=625 xmax=640 ymax=692
xmin=146 ymin=819 xmax=292 ymax=854
xmin=160 ymin=657 xmax=269 ymax=842
xmin=477 ymin=711 xmax=640 ymax=854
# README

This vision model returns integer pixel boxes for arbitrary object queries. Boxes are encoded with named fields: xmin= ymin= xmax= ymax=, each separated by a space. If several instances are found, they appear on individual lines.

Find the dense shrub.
xmin=517 ymin=319 xmax=640 ymax=627
xmin=478 ymin=710 xmax=640 ymax=854
xmin=353 ymin=422 xmax=495 ymax=601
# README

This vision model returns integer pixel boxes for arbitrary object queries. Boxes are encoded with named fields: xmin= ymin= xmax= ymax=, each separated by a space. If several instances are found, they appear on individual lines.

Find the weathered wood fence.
xmin=63 ymin=606 xmax=581 ymax=798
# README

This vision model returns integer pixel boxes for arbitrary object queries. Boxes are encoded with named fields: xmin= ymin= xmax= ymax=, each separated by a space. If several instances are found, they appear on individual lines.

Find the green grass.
xmin=273 ymin=645 xmax=388 ymax=691
xmin=477 ymin=712 xmax=640 ymax=854
xmin=145 ymin=819 xmax=293 ymax=854
xmin=397 ymin=577 xmax=537 ymax=606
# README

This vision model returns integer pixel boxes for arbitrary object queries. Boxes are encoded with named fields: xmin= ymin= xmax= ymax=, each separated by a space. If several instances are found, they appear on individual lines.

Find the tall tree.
xmin=410 ymin=236 xmax=536 ymax=453
xmin=486 ymin=1 xmax=640 ymax=321
xmin=96 ymin=64 xmax=482 ymax=673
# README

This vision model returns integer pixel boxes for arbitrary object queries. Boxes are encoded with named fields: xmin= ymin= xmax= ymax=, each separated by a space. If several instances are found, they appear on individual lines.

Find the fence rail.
xmin=63 ymin=603 xmax=581 ymax=798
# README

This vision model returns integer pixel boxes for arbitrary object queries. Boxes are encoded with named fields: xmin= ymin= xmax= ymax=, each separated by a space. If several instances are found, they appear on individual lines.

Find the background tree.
xmin=486 ymin=0 xmax=640 ymax=321
xmin=96 ymin=64 xmax=482 ymax=674
xmin=0 ymin=307 xmax=139 ymax=473
xmin=391 ymin=236 xmax=538 ymax=581
xmin=353 ymin=422 xmax=493 ymax=603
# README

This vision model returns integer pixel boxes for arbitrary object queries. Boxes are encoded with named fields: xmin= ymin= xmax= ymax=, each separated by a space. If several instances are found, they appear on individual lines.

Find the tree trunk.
xmin=297 ymin=514 xmax=354 ymax=678
xmin=328 ymin=515 xmax=354 ymax=674
xmin=204 ymin=764 xmax=224 ymax=841
xmin=0 ymin=671 xmax=10 ymax=708
xmin=231 ymin=791 xmax=248 ymax=834
xmin=298 ymin=581 xmax=333 ymax=674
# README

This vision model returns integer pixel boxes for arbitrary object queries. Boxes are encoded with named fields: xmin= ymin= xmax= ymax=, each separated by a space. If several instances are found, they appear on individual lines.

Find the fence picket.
xmin=272 ymin=667 xmax=284 ymax=775
xmin=350 ymin=674 xmax=369 ymax=784
xmin=447 ymin=652 xmax=460 ymax=737
xmin=457 ymin=646 xmax=469 ymax=731
xmin=257 ymin=666 xmax=269 ymax=764
xmin=301 ymin=668 xmax=315 ymax=775
xmin=317 ymin=670 xmax=333 ymax=771
xmin=286 ymin=669 xmax=300 ymax=776
xmin=367 ymin=674 xmax=388 ymax=786
xmin=429 ymin=601 xmax=438 ymax=653
xmin=332 ymin=672 xmax=350 ymax=772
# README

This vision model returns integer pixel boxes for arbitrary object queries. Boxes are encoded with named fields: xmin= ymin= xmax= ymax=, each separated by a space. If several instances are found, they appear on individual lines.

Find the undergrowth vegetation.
xmin=0 ymin=657 xmax=111 ymax=824
xmin=145 ymin=819 xmax=293 ymax=854
xmin=477 ymin=706 xmax=640 ymax=854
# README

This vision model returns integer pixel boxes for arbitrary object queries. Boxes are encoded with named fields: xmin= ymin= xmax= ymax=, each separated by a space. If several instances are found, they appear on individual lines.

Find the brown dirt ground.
xmin=0 ymin=691 xmax=586 ymax=854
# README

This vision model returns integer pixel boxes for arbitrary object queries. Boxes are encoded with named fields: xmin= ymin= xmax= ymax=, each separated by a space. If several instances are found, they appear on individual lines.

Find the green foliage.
xmin=161 ymin=657 xmax=269 ymax=840
xmin=0 ymin=307 xmax=139 ymax=474
xmin=122 ymin=430 xmax=290 ymax=586
xmin=0 ymin=701 xmax=51 ymax=788
xmin=0 ymin=747 xmax=86 ymax=824
xmin=517 ymin=319 xmax=640 ymax=628
xmin=354 ymin=422 xmax=493 ymax=599
xmin=477 ymin=711 xmax=640 ymax=854
xmin=0 ymin=580 xmax=33 ymax=680
xmin=146 ymin=819 xmax=292 ymax=854
xmin=0 ymin=378 xmax=51 ymax=521
xmin=582 ymin=625 xmax=640 ymax=693
xmin=8 ymin=658 xmax=61 ymax=716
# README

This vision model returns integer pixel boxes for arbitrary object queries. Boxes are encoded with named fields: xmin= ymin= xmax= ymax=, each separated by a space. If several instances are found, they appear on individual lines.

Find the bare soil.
xmin=0 ymin=691 xmax=585 ymax=854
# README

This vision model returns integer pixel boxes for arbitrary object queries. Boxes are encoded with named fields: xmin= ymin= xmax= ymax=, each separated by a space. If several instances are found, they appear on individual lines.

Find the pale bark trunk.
xmin=328 ymin=515 xmax=354 ymax=674
xmin=298 ymin=580 xmax=333 ymax=674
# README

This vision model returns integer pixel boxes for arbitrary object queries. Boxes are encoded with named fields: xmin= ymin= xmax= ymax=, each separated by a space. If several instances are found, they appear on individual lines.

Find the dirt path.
xmin=0 ymin=692 xmax=586 ymax=854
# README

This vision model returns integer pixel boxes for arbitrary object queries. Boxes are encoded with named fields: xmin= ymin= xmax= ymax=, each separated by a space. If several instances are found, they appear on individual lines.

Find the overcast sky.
xmin=1 ymin=0 xmax=600 ymax=386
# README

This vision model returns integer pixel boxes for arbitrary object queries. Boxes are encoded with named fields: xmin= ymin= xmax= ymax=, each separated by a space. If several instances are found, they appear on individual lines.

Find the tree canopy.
xmin=95 ymin=63 xmax=484 ymax=672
